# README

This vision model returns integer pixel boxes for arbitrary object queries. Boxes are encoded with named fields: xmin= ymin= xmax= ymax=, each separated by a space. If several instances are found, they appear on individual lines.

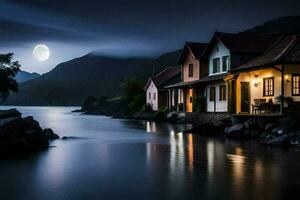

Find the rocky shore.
xmin=224 ymin=115 xmax=300 ymax=148
xmin=0 ymin=109 xmax=59 ymax=158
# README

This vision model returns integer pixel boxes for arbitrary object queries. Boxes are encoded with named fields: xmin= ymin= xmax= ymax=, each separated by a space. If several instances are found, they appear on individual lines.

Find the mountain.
xmin=15 ymin=71 xmax=40 ymax=83
xmin=244 ymin=16 xmax=300 ymax=34
xmin=4 ymin=50 xmax=182 ymax=106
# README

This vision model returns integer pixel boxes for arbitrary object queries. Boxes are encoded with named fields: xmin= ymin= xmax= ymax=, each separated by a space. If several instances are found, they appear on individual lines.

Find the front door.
xmin=240 ymin=82 xmax=250 ymax=113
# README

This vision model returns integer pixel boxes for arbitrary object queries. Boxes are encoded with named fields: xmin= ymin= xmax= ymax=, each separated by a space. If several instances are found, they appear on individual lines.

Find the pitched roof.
xmin=202 ymin=32 xmax=283 ymax=58
xmin=178 ymin=42 xmax=208 ymax=64
xmin=230 ymin=35 xmax=299 ymax=72
xmin=215 ymin=32 xmax=283 ymax=54
xmin=164 ymin=73 xmax=227 ymax=89
xmin=144 ymin=66 xmax=181 ymax=90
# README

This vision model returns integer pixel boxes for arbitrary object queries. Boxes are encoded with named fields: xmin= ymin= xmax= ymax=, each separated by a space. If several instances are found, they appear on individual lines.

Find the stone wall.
xmin=173 ymin=112 xmax=230 ymax=124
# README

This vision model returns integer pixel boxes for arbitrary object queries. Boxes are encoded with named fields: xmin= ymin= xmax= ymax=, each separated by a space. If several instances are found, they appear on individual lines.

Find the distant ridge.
xmin=3 ymin=49 xmax=182 ymax=106
xmin=244 ymin=16 xmax=300 ymax=35
xmin=15 ymin=71 xmax=40 ymax=83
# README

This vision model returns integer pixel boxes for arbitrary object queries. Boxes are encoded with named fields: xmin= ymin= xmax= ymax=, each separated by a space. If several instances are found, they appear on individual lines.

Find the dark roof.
xmin=164 ymin=73 xmax=227 ymax=88
xmin=178 ymin=42 xmax=208 ymax=64
xmin=231 ymin=35 xmax=299 ymax=72
xmin=202 ymin=32 xmax=283 ymax=58
xmin=144 ymin=66 xmax=181 ymax=90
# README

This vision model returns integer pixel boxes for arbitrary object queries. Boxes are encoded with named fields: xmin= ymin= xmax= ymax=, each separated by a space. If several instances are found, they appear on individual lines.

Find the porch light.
xmin=285 ymin=75 xmax=290 ymax=82
xmin=253 ymin=74 xmax=260 ymax=87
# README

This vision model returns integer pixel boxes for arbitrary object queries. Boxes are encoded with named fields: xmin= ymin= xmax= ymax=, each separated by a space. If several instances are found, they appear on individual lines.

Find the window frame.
xmin=222 ymin=56 xmax=229 ymax=72
xmin=219 ymin=85 xmax=227 ymax=101
xmin=209 ymin=87 xmax=216 ymax=102
xmin=212 ymin=58 xmax=220 ymax=74
xmin=148 ymin=92 xmax=151 ymax=100
xmin=188 ymin=64 xmax=194 ymax=77
xmin=263 ymin=77 xmax=274 ymax=97
xmin=292 ymin=74 xmax=300 ymax=96
xmin=153 ymin=92 xmax=156 ymax=100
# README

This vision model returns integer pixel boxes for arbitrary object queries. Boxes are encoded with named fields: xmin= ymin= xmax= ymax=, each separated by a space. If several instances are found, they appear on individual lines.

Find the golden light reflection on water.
xmin=187 ymin=134 xmax=194 ymax=172
xmin=227 ymin=147 xmax=246 ymax=185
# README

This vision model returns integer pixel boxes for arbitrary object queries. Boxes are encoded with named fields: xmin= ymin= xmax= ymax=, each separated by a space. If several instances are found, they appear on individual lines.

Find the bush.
xmin=193 ymin=96 xmax=206 ymax=112
xmin=142 ymin=104 xmax=153 ymax=112
xmin=154 ymin=107 xmax=168 ymax=121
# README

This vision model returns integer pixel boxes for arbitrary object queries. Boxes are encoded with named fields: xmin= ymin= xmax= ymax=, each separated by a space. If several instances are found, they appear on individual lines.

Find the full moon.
xmin=33 ymin=44 xmax=50 ymax=61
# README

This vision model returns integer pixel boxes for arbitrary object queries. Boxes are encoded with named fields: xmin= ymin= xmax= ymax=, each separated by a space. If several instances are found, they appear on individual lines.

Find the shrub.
xmin=193 ymin=96 xmax=206 ymax=112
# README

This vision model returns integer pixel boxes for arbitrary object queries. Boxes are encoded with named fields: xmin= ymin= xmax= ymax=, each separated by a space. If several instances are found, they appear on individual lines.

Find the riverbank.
xmin=75 ymin=98 xmax=300 ymax=148
xmin=0 ymin=109 xmax=59 ymax=158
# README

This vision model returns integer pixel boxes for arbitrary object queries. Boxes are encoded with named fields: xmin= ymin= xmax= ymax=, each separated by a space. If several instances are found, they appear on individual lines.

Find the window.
xmin=222 ymin=56 xmax=230 ymax=72
xmin=188 ymin=64 xmax=193 ymax=77
xmin=263 ymin=77 xmax=274 ymax=96
xmin=219 ymin=85 xmax=226 ymax=101
xmin=153 ymin=93 xmax=156 ymax=100
xmin=212 ymin=58 xmax=220 ymax=74
xmin=148 ymin=92 xmax=151 ymax=99
xmin=189 ymin=96 xmax=193 ymax=103
xmin=292 ymin=74 xmax=300 ymax=96
xmin=209 ymin=87 xmax=215 ymax=101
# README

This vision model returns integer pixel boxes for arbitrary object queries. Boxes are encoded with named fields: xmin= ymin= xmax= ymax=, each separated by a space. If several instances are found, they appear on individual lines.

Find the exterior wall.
xmin=146 ymin=80 xmax=158 ymax=111
xmin=206 ymin=81 xmax=228 ymax=112
xmin=284 ymin=64 xmax=300 ymax=102
xmin=209 ymin=40 xmax=230 ymax=75
xmin=183 ymin=50 xmax=200 ymax=82
xmin=236 ymin=68 xmax=282 ymax=113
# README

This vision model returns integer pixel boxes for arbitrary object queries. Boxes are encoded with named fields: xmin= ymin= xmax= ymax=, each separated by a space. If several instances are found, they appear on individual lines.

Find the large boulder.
xmin=0 ymin=109 xmax=21 ymax=119
xmin=226 ymin=124 xmax=244 ymax=138
xmin=0 ymin=110 xmax=52 ymax=158
xmin=265 ymin=134 xmax=291 ymax=148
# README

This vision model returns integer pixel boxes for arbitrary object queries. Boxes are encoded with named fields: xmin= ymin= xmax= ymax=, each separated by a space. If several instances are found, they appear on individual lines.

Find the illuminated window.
xmin=292 ymin=74 xmax=300 ymax=96
xmin=222 ymin=56 xmax=230 ymax=72
xmin=188 ymin=64 xmax=193 ymax=77
xmin=209 ymin=87 xmax=215 ymax=101
xmin=263 ymin=77 xmax=274 ymax=96
xmin=219 ymin=85 xmax=226 ymax=101
xmin=213 ymin=58 xmax=220 ymax=73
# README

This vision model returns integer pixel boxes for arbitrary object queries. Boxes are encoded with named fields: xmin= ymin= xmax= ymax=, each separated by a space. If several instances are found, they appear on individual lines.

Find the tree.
xmin=0 ymin=53 xmax=21 ymax=101
xmin=121 ymin=78 xmax=145 ymax=113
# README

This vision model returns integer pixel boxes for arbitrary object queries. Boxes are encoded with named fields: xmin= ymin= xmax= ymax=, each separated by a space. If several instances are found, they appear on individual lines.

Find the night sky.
xmin=0 ymin=0 xmax=299 ymax=74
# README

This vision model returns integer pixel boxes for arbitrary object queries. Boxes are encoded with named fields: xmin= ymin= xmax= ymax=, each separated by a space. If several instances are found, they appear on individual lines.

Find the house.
xmin=144 ymin=66 xmax=181 ymax=111
xmin=164 ymin=42 xmax=208 ymax=112
xmin=225 ymin=34 xmax=300 ymax=114
xmin=200 ymin=32 xmax=282 ymax=113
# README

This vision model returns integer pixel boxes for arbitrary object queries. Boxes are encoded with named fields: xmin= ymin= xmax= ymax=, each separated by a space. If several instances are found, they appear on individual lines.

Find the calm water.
xmin=0 ymin=106 xmax=300 ymax=200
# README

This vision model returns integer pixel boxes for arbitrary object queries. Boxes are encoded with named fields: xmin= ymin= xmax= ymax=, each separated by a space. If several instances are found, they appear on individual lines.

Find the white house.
xmin=201 ymin=32 xmax=282 ymax=113
xmin=144 ymin=66 xmax=181 ymax=111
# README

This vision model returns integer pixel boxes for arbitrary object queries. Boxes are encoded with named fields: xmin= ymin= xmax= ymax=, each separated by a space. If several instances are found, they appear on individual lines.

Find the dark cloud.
xmin=1 ymin=0 xmax=300 ymax=73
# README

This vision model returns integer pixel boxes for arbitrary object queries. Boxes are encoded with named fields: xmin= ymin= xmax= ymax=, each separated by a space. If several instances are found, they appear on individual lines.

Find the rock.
xmin=250 ymin=130 xmax=260 ymax=138
xmin=257 ymin=119 xmax=266 ymax=130
xmin=0 ymin=111 xmax=50 ymax=158
xmin=226 ymin=124 xmax=244 ymax=138
xmin=43 ymin=128 xmax=60 ymax=140
xmin=260 ymin=131 xmax=269 ymax=138
xmin=277 ymin=129 xmax=284 ymax=135
xmin=231 ymin=117 xmax=240 ymax=126
xmin=0 ymin=109 xmax=21 ymax=119
xmin=243 ymin=118 xmax=256 ymax=129
xmin=265 ymin=134 xmax=291 ymax=148
xmin=224 ymin=126 xmax=230 ymax=134
xmin=265 ymin=123 xmax=275 ymax=131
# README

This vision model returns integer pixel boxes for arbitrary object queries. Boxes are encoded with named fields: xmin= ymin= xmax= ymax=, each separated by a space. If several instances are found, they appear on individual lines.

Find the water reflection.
xmin=0 ymin=107 xmax=300 ymax=200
